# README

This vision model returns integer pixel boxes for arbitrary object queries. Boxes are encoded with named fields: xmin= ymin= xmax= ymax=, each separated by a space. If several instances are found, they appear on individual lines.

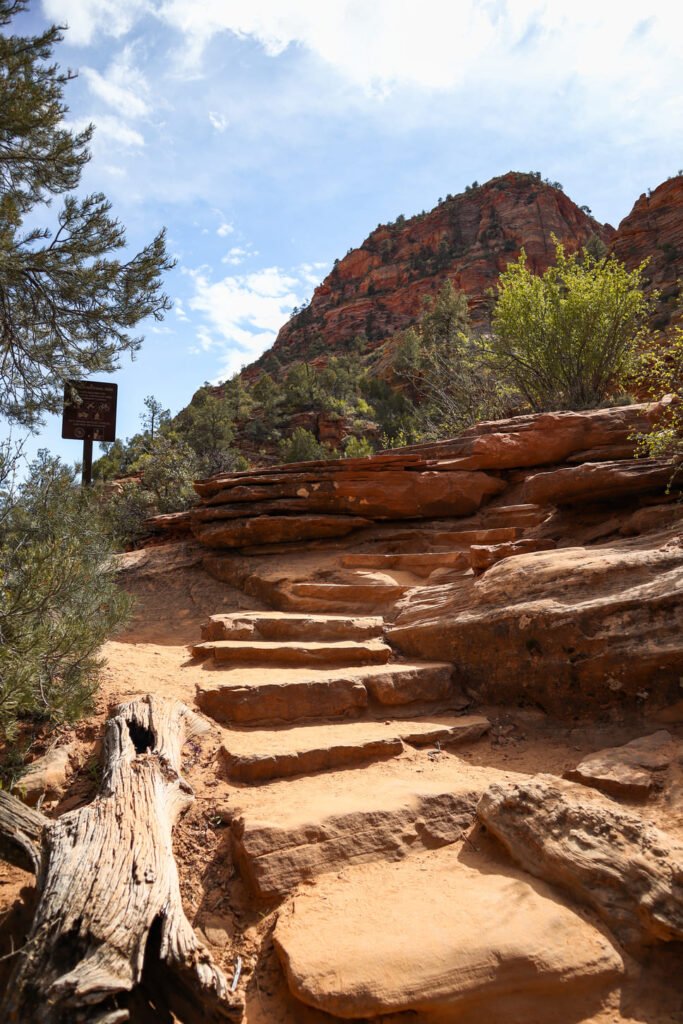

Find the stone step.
xmin=228 ymin=755 xmax=509 ymax=899
xmin=191 ymin=637 xmax=392 ymax=667
xmin=482 ymin=503 xmax=550 ymax=528
xmin=340 ymin=551 xmax=469 ymax=577
xmin=219 ymin=715 xmax=490 ymax=783
xmin=273 ymin=847 xmax=623 ymax=1021
xmin=196 ymin=660 xmax=461 ymax=726
xmin=201 ymin=611 xmax=384 ymax=643
xmin=469 ymin=537 xmax=557 ymax=572
xmin=283 ymin=581 xmax=409 ymax=611
xmin=425 ymin=526 xmax=523 ymax=547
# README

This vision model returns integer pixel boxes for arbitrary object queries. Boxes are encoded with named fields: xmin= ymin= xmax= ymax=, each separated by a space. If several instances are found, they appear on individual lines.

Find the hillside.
xmin=248 ymin=171 xmax=683 ymax=382
xmin=253 ymin=171 xmax=612 ymax=374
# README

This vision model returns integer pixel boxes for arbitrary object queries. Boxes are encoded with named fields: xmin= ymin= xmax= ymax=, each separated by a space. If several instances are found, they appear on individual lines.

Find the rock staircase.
xmin=141 ymin=400 xmax=682 ymax=1020
xmin=190 ymin=599 xmax=627 ymax=1021
xmin=193 ymin=609 xmax=489 ymax=785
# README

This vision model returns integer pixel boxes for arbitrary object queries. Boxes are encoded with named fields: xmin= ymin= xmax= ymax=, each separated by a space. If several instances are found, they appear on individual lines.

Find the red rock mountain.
xmin=251 ymin=171 xmax=683 ymax=376
xmin=253 ymin=172 xmax=612 ymax=373
xmin=611 ymin=175 xmax=683 ymax=330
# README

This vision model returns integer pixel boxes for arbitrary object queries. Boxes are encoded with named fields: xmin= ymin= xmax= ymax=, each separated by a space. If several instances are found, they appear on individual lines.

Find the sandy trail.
xmin=1 ymin=540 xmax=682 ymax=1023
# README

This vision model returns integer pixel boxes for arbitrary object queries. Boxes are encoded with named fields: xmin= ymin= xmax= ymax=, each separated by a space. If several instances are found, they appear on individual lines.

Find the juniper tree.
xmin=0 ymin=0 xmax=174 ymax=428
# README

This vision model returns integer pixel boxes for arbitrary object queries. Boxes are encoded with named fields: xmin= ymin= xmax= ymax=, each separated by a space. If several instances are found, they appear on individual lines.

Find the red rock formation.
xmin=611 ymin=174 xmax=683 ymax=330
xmin=253 ymin=172 xmax=611 ymax=372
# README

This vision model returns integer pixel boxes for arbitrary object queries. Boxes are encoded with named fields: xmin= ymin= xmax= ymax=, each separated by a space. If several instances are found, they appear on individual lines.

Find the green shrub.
xmin=278 ymin=427 xmax=337 ymax=463
xmin=631 ymin=328 xmax=683 ymax=470
xmin=344 ymin=436 xmax=374 ymax=458
xmin=0 ymin=452 xmax=131 ymax=737
xmin=491 ymin=240 xmax=652 ymax=411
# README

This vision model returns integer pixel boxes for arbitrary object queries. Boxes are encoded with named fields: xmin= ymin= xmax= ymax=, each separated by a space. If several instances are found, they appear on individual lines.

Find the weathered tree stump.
xmin=0 ymin=695 xmax=243 ymax=1023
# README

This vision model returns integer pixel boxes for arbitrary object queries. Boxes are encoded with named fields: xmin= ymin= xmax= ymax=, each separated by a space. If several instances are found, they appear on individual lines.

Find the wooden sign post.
xmin=61 ymin=380 xmax=118 ymax=486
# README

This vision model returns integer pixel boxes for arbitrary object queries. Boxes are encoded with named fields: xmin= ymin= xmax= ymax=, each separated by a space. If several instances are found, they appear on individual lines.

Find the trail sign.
xmin=62 ymin=380 xmax=118 ymax=486
xmin=62 ymin=380 xmax=118 ymax=442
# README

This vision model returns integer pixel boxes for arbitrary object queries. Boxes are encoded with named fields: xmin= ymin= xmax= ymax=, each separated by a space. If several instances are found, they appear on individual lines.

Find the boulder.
xmin=274 ymin=847 xmax=623 ymax=1019
xmin=478 ymin=774 xmax=683 ymax=951
xmin=564 ymin=730 xmax=678 ymax=798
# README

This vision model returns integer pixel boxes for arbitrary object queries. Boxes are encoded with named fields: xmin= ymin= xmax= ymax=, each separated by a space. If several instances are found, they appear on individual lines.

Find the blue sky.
xmin=8 ymin=0 xmax=683 ymax=467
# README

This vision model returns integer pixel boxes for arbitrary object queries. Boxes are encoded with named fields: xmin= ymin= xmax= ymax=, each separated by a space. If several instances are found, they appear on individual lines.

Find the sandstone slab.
xmin=191 ymin=637 xmax=391 ymax=667
xmin=193 ymin=514 xmax=371 ymax=549
xmin=340 ymin=551 xmax=469 ymax=576
xmin=426 ymin=525 xmax=523 ymax=547
xmin=565 ymin=730 xmax=678 ymax=798
xmin=284 ymin=581 xmax=408 ymax=611
xmin=200 ymin=611 xmax=384 ymax=643
xmin=523 ymin=458 xmax=677 ymax=507
xmin=196 ymin=660 xmax=459 ymax=727
xmin=478 ymin=774 xmax=683 ymax=951
xmin=230 ymin=758 xmax=510 ymax=899
xmin=469 ymin=537 xmax=557 ymax=572
xmin=197 ymin=674 xmax=369 ymax=726
xmin=274 ymin=847 xmax=623 ymax=1019
xmin=220 ymin=716 xmax=489 ymax=782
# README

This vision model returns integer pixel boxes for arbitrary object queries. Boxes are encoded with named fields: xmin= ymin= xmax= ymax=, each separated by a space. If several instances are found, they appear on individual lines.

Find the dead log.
xmin=0 ymin=695 xmax=243 ymax=1023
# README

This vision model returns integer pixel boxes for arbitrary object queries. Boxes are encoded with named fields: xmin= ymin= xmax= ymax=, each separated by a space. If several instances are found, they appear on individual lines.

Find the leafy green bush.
xmin=631 ymin=328 xmax=683 ymax=469
xmin=278 ymin=427 xmax=338 ymax=463
xmin=344 ymin=436 xmax=374 ymax=458
xmin=491 ymin=241 xmax=652 ymax=411
xmin=0 ymin=452 xmax=131 ymax=737
xmin=104 ymin=435 xmax=200 ymax=545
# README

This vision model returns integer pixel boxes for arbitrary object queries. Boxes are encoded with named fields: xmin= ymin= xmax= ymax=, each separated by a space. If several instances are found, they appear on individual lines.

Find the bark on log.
xmin=0 ymin=695 xmax=243 ymax=1023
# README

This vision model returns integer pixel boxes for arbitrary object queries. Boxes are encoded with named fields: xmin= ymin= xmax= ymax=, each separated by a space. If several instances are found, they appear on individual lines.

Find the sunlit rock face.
xmin=611 ymin=174 xmax=683 ymax=331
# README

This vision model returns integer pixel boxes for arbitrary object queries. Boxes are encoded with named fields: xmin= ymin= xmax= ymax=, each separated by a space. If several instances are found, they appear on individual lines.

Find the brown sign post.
xmin=61 ymin=380 xmax=118 ymax=486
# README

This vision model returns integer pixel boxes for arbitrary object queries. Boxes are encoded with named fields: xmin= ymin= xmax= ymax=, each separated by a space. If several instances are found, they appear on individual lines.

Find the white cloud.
xmin=42 ymin=0 xmax=150 ymax=45
xmin=209 ymin=111 xmax=230 ymax=132
xmin=221 ymin=247 xmax=248 ymax=266
xmin=82 ymin=45 xmax=151 ymax=119
xmin=216 ymin=222 xmax=234 ymax=237
xmin=187 ymin=263 xmax=305 ymax=377
xmin=66 ymin=114 xmax=144 ymax=147
xmin=155 ymin=0 xmax=683 ymax=102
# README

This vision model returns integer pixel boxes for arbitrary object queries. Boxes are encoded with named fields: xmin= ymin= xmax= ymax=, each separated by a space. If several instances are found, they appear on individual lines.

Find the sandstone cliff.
xmin=611 ymin=174 xmax=683 ymax=330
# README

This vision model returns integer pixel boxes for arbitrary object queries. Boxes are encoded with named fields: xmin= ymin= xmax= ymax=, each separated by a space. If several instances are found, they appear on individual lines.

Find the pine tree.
xmin=0 ymin=0 xmax=174 ymax=427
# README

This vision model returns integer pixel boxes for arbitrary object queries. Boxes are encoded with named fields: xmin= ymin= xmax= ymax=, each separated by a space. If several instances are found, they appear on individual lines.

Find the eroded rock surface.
xmin=390 ymin=536 xmax=683 ymax=716
xmin=274 ymin=847 xmax=623 ymax=1020
xmin=478 ymin=774 xmax=683 ymax=951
